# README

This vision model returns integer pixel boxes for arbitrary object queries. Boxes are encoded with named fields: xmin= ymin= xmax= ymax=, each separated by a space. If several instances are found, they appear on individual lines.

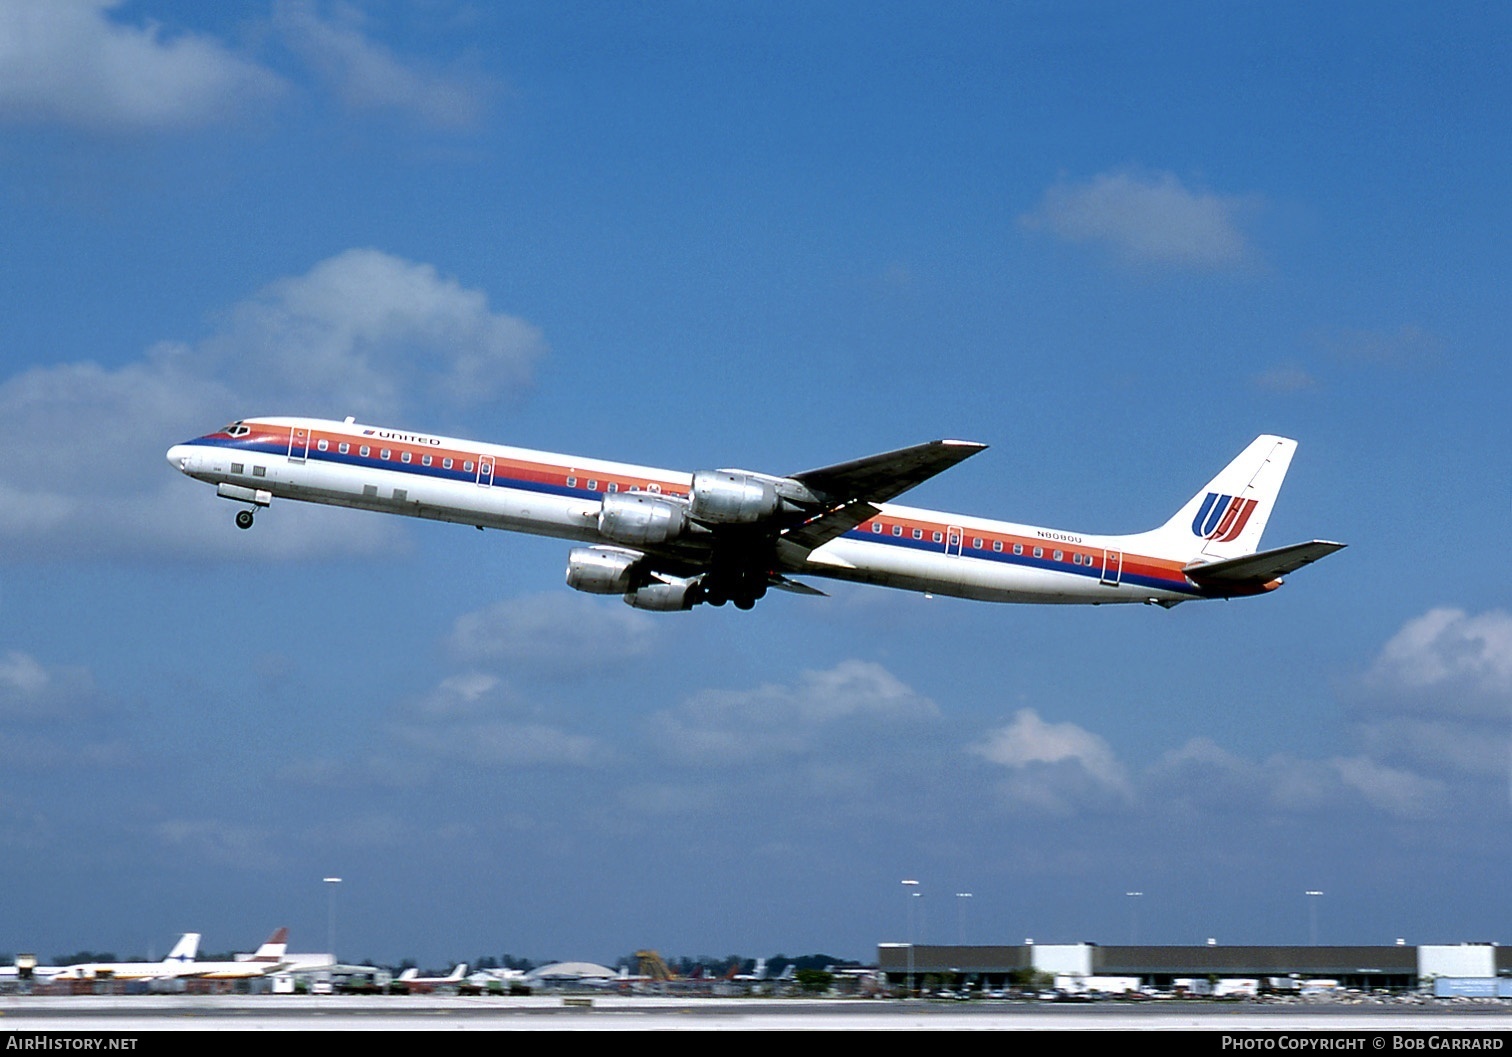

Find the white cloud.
xmin=273 ymin=0 xmax=488 ymax=127
xmin=0 ymin=0 xmax=284 ymax=132
xmin=207 ymin=248 xmax=544 ymax=416
xmin=970 ymin=708 xmax=1131 ymax=813
xmin=0 ymin=249 xmax=544 ymax=560
xmin=1366 ymin=608 xmax=1512 ymax=702
xmin=389 ymin=672 xmax=608 ymax=769
xmin=447 ymin=593 xmax=659 ymax=674
xmin=1020 ymin=169 xmax=1256 ymax=269
xmin=649 ymin=660 xmax=939 ymax=765
xmin=1347 ymin=609 xmax=1512 ymax=785
xmin=1331 ymin=756 xmax=1445 ymax=818
xmin=0 ymin=650 xmax=95 ymax=720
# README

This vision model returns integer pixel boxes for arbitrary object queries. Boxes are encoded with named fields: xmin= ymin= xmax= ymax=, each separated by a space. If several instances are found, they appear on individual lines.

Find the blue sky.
xmin=0 ymin=0 xmax=1508 ymax=966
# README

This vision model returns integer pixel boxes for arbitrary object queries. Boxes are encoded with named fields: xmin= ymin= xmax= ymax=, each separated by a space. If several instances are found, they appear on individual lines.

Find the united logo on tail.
xmin=1192 ymin=493 xmax=1258 ymax=543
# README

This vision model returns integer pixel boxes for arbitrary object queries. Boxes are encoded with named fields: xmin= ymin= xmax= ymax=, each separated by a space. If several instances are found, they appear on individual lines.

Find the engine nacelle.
xmin=597 ymin=492 xmax=689 ymax=545
xmin=565 ymin=546 xmax=642 ymax=595
xmin=624 ymin=577 xmax=700 ymax=611
xmin=689 ymin=470 xmax=784 ymax=524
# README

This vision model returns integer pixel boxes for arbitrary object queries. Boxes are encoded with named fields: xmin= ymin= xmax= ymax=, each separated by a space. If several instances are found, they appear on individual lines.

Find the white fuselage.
xmin=167 ymin=417 xmax=1217 ymax=607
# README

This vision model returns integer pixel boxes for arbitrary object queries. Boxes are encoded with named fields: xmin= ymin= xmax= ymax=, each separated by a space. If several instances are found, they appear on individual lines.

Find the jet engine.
xmin=688 ymin=470 xmax=787 ymax=524
xmin=597 ymin=492 xmax=689 ymax=545
xmin=565 ymin=546 xmax=642 ymax=595
xmin=624 ymin=576 xmax=701 ymax=611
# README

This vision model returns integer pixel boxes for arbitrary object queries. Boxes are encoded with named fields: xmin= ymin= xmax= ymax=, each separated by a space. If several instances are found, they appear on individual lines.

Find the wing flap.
xmin=781 ymin=501 xmax=881 ymax=552
xmin=1184 ymin=540 xmax=1346 ymax=586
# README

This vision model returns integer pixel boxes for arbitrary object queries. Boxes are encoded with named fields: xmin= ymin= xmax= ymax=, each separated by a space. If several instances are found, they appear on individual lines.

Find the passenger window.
xmin=912 ymin=528 xmax=923 ymax=540
xmin=443 ymin=458 xmax=454 ymax=470
xmin=587 ymin=479 xmax=598 ymax=491
xmin=423 ymin=455 xmax=433 ymax=467
xmin=566 ymin=476 xmax=577 ymax=488
xmin=360 ymin=446 xmax=370 ymax=457
xmin=892 ymin=525 xmax=903 ymax=537
xmin=993 ymin=540 xmax=1003 ymax=552
xmin=401 ymin=451 xmax=412 ymax=464
xmin=972 ymin=537 xmax=983 ymax=549
xmin=380 ymin=448 xmax=391 ymax=460
xmin=1053 ymin=549 xmax=1063 ymax=562
xmin=339 ymin=443 xmax=350 ymax=455
xmin=1013 ymin=543 xmax=1023 ymax=555
xmin=872 ymin=522 xmax=883 ymax=534
xmin=1033 ymin=546 xmax=1043 ymax=558
xmin=317 ymin=439 xmax=328 ymax=452
xmin=608 ymin=482 xmax=618 ymax=493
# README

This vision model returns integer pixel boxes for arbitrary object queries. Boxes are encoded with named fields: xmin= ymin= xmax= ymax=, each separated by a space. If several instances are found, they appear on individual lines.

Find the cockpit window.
xmin=222 ymin=422 xmax=251 ymax=438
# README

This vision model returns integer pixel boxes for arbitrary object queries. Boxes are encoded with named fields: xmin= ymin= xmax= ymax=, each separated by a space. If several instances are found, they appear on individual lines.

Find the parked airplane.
xmin=50 ymin=933 xmax=201 ymax=981
xmin=181 ymin=927 xmax=291 ymax=979
xmin=734 ymin=957 xmax=768 ymax=982
xmin=167 ymin=418 xmax=1343 ymax=611
xmin=397 ymin=963 xmax=467 ymax=992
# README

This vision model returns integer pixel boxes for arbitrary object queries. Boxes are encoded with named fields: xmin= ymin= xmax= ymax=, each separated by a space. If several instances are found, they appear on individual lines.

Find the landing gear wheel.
xmin=235 ymin=509 xmax=255 ymax=530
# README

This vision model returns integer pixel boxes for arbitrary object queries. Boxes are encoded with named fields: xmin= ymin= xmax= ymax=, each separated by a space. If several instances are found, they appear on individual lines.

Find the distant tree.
xmin=51 ymin=952 xmax=117 ymax=965
xmin=795 ymin=969 xmax=833 ymax=994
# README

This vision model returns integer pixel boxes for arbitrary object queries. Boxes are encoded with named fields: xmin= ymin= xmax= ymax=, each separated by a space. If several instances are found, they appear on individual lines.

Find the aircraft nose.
xmin=166 ymin=444 xmax=193 ymax=472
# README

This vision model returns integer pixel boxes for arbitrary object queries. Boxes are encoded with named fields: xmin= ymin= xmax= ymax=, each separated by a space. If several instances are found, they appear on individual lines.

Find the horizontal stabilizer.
xmin=792 ymin=439 xmax=986 ymax=506
xmin=1184 ymin=540 xmax=1346 ymax=586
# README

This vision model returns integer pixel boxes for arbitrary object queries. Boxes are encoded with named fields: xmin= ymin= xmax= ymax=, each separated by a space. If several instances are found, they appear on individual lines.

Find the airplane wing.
xmin=1184 ymin=540 xmax=1346 ymax=586
xmin=790 ymin=439 xmax=987 ymax=506
xmin=767 ymin=574 xmax=828 ymax=597
xmin=780 ymin=502 xmax=881 ymax=552
xmin=775 ymin=440 xmax=986 ymax=557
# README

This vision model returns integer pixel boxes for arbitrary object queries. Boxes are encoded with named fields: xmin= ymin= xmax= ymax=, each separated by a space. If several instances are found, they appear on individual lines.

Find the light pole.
xmin=901 ymin=879 xmax=920 ymax=997
xmin=1306 ymin=890 xmax=1324 ymax=946
xmin=324 ymin=877 xmax=342 ymax=959
xmin=955 ymin=892 xmax=972 ymax=945
xmin=1126 ymin=891 xmax=1144 ymax=945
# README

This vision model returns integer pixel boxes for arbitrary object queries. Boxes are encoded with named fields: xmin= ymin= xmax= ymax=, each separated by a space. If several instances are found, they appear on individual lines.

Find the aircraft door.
xmin=1100 ymin=549 xmax=1123 ymax=586
xmin=477 ymin=456 xmax=494 ymax=487
xmin=287 ymin=426 xmax=311 ymax=462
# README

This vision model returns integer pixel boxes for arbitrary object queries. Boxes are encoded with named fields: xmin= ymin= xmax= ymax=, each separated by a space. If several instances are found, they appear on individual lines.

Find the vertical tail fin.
xmin=251 ymin=927 xmax=289 ymax=961
xmin=164 ymin=933 xmax=200 ymax=964
xmin=1145 ymin=435 xmax=1297 ymax=561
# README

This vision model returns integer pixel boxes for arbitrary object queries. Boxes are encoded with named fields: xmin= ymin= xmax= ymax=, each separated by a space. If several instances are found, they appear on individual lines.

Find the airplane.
xmin=166 ymin=418 xmax=1343 ymax=611
xmin=50 ymin=932 xmax=201 ymax=981
xmin=1 ymin=955 xmax=67 ymax=984
xmin=397 ymin=963 xmax=467 ymax=993
xmin=734 ymin=957 xmax=768 ymax=982
xmin=179 ymin=927 xmax=291 ymax=979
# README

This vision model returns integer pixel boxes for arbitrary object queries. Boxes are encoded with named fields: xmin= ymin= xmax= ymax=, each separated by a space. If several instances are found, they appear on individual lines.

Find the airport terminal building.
xmin=877 ymin=942 xmax=1512 ymax=994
